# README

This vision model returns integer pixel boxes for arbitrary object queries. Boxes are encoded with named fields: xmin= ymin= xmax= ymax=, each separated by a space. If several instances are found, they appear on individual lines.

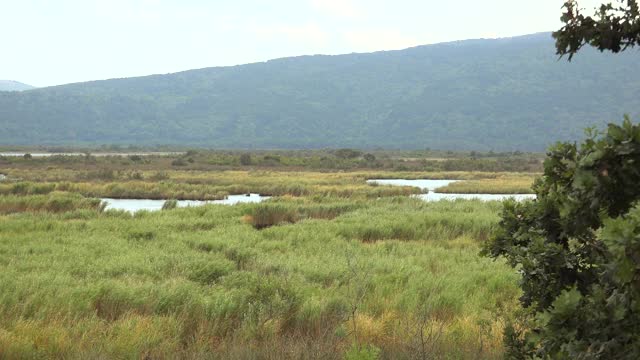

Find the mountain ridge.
xmin=0 ymin=80 xmax=35 ymax=92
xmin=1 ymin=32 xmax=638 ymax=150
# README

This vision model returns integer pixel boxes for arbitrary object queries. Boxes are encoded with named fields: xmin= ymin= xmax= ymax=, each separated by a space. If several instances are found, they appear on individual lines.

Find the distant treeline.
xmin=0 ymin=148 xmax=544 ymax=173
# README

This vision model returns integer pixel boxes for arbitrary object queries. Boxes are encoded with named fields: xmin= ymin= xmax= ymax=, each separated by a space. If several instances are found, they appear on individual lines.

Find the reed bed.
xmin=0 ymin=173 xmax=421 ymax=200
xmin=244 ymin=200 xmax=363 ymax=229
xmin=0 ymin=196 xmax=519 ymax=359
xmin=0 ymin=192 xmax=104 ymax=215
xmin=0 ymin=169 xmax=541 ymax=202
xmin=4 ymin=167 xmax=538 ymax=184
xmin=435 ymin=175 xmax=536 ymax=194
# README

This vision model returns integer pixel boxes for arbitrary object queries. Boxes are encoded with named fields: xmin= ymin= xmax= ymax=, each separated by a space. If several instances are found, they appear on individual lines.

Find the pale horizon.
xmin=1 ymin=0 xmax=602 ymax=87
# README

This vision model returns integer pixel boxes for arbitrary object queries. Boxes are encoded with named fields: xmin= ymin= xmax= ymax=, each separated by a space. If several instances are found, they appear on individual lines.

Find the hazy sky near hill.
xmin=1 ymin=0 xmax=603 ymax=87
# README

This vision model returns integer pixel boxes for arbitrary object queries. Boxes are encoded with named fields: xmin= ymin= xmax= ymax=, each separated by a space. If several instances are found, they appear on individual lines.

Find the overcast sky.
xmin=1 ymin=0 xmax=603 ymax=87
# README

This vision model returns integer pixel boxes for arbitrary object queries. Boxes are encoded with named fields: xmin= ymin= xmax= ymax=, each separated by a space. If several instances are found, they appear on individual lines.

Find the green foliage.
xmin=239 ymin=153 xmax=252 ymax=166
xmin=0 ymin=192 xmax=104 ymax=214
xmin=244 ymin=201 xmax=362 ymax=229
xmin=345 ymin=343 xmax=381 ymax=360
xmin=161 ymin=199 xmax=178 ymax=210
xmin=1 ymin=34 xmax=639 ymax=151
xmin=334 ymin=149 xmax=363 ymax=159
xmin=171 ymin=158 xmax=187 ymax=166
xmin=554 ymin=0 xmax=640 ymax=60
xmin=484 ymin=117 xmax=640 ymax=358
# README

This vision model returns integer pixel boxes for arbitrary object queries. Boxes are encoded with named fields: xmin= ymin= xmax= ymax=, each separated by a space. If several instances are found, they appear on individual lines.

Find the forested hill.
xmin=1 ymin=32 xmax=638 ymax=151
xmin=0 ymin=80 xmax=35 ymax=92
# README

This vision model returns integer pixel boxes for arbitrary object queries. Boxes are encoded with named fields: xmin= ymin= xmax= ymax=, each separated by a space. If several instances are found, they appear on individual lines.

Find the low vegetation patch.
xmin=244 ymin=200 xmax=362 ymax=229
xmin=435 ymin=175 xmax=536 ymax=194
xmin=0 ymin=192 xmax=104 ymax=214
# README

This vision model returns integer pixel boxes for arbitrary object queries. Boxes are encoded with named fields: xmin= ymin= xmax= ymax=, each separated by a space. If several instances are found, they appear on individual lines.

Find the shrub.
xmin=484 ymin=117 xmax=640 ymax=358
xmin=161 ymin=199 xmax=178 ymax=210
xmin=239 ymin=153 xmax=252 ymax=166
xmin=335 ymin=149 xmax=362 ymax=159
xmin=171 ymin=158 xmax=187 ymax=166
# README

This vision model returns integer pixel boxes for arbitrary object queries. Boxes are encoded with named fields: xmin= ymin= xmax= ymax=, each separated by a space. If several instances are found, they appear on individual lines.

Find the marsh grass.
xmin=0 ymin=195 xmax=519 ymax=359
xmin=0 ymin=192 xmax=104 ymax=214
xmin=435 ymin=175 xmax=536 ymax=194
xmin=0 ymin=181 xmax=230 ymax=200
xmin=1 ymin=166 xmax=545 ymax=209
xmin=244 ymin=200 xmax=362 ymax=229
xmin=0 ymin=170 xmax=423 ymax=200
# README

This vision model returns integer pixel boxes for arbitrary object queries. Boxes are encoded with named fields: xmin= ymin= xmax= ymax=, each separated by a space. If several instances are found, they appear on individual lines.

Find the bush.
xmin=161 ymin=199 xmax=178 ymax=210
xmin=239 ymin=153 xmax=252 ymax=165
xmin=484 ymin=117 xmax=640 ymax=358
xmin=171 ymin=158 xmax=187 ymax=166
xmin=335 ymin=149 xmax=362 ymax=159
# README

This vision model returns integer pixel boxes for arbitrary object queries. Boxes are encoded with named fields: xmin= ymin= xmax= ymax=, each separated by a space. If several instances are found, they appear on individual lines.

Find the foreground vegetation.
xmin=0 ymin=193 xmax=521 ymax=359
xmin=0 ymin=151 xmax=540 ymax=358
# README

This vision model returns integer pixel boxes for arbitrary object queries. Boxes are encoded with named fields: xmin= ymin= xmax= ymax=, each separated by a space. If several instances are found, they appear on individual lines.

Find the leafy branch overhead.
xmin=554 ymin=0 xmax=640 ymax=59
xmin=484 ymin=118 xmax=640 ymax=357
xmin=488 ymin=2 xmax=640 ymax=355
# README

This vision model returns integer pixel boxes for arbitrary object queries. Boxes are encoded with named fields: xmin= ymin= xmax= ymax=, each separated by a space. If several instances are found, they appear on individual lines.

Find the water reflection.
xmin=102 ymin=193 xmax=268 ymax=212
xmin=418 ymin=192 xmax=535 ymax=202
xmin=366 ymin=179 xmax=459 ymax=191
xmin=367 ymin=179 xmax=535 ymax=201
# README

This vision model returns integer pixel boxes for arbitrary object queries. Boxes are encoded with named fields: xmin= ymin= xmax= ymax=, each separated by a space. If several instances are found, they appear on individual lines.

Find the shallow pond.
xmin=102 ymin=193 xmax=269 ymax=212
xmin=367 ymin=179 xmax=536 ymax=201
xmin=418 ymin=192 xmax=536 ymax=202
xmin=367 ymin=178 xmax=459 ymax=191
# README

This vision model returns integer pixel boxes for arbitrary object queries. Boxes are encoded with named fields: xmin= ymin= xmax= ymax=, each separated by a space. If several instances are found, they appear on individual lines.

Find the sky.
xmin=0 ymin=0 xmax=603 ymax=87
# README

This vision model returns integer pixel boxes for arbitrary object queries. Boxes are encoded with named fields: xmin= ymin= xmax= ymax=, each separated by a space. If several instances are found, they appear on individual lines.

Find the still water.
xmin=102 ymin=194 xmax=269 ymax=212
xmin=417 ymin=192 xmax=536 ymax=202
xmin=367 ymin=178 xmax=459 ymax=191
xmin=367 ymin=179 xmax=536 ymax=201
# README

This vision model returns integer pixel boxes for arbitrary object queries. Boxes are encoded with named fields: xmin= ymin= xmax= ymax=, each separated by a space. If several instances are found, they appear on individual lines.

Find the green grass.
xmin=0 ymin=170 xmax=425 ymax=200
xmin=435 ymin=175 xmax=537 ymax=194
xmin=0 ymin=192 xmax=104 ymax=215
xmin=1 ymin=170 xmax=542 ymax=203
xmin=0 ymin=195 xmax=520 ymax=359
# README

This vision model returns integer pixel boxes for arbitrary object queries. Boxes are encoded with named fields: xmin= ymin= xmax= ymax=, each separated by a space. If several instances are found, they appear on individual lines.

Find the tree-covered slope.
xmin=0 ymin=33 xmax=638 ymax=150
xmin=0 ymin=80 xmax=35 ymax=92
